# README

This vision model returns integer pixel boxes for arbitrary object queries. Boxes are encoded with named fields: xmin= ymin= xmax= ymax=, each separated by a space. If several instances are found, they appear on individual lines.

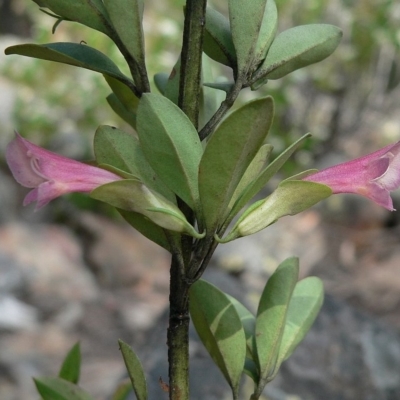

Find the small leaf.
xmin=106 ymin=94 xmax=137 ymax=128
xmin=255 ymin=258 xmax=299 ymax=389
xmin=273 ymin=277 xmax=324 ymax=376
xmin=154 ymin=73 xmax=169 ymax=94
xmin=111 ymin=379 xmax=132 ymax=400
xmin=58 ymin=342 xmax=81 ymax=384
xmin=32 ymin=0 xmax=112 ymax=35
xmin=94 ymin=126 xmax=175 ymax=202
xmin=164 ymin=57 xmax=181 ymax=105
xmin=228 ymin=0 xmax=268 ymax=75
xmin=136 ymin=93 xmax=202 ymax=210
xmin=104 ymin=76 xmax=139 ymax=117
xmin=5 ymin=43 xmax=133 ymax=86
xmin=118 ymin=340 xmax=148 ymax=400
xmin=118 ymin=209 xmax=171 ymax=251
xmin=34 ymin=377 xmax=93 ymax=400
xmin=190 ymin=280 xmax=246 ymax=398
xmin=252 ymin=0 xmax=278 ymax=66
xmin=199 ymin=97 xmax=274 ymax=231
xmin=254 ymin=24 xmax=342 ymax=81
xmin=204 ymin=7 xmax=236 ymax=68
xmin=104 ymin=0 xmax=145 ymax=64
xmin=229 ymin=133 xmax=311 ymax=219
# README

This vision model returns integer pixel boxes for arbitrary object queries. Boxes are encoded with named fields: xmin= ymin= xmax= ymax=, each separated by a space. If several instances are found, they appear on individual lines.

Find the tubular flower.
xmin=303 ymin=142 xmax=400 ymax=211
xmin=6 ymin=132 xmax=122 ymax=209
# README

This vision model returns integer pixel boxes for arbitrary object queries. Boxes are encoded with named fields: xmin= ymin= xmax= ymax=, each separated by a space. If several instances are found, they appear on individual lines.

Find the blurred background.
xmin=1 ymin=0 xmax=400 ymax=399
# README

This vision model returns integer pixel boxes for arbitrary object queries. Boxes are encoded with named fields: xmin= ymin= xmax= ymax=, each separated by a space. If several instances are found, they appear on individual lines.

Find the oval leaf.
xmin=254 ymin=24 xmax=342 ymax=81
xmin=32 ymin=0 xmax=112 ymax=35
xmin=228 ymin=0 xmax=267 ymax=75
xmin=199 ymin=97 xmax=274 ymax=231
xmin=58 ymin=342 xmax=81 ymax=384
xmin=5 ymin=43 xmax=132 ymax=85
xmin=204 ymin=7 xmax=236 ymax=68
xmin=255 ymin=258 xmax=299 ymax=390
xmin=104 ymin=0 xmax=145 ymax=64
xmin=34 ymin=377 xmax=93 ymax=400
xmin=190 ymin=280 xmax=246 ymax=398
xmin=118 ymin=340 xmax=148 ymax=400
xmin=273 ymin=277 xmax=324 ymax=374
xmin=136 ymin=93 xmax=202 ymax=210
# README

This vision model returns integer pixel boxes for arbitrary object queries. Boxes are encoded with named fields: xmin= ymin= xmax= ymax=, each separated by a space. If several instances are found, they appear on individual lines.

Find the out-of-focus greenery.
xmin=1 ymin=0 xmax=399 ymax=173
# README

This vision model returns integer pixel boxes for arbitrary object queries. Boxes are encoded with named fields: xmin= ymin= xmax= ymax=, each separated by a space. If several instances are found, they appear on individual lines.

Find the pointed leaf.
xmin=255 ymin=258 xmax=299 ymax=388
xmin=118 ymin=209 xmax=171 ymax=251
xmin=58 ymin=342 xmax=81 ymax=384
xmin=34 ymin=377 xmax=93 ymax=400
xmin=118 ymin=340 xmax=148 ymax=400
xmin=253 ymin=0 xmax=278 ymax=66
xmin=228 ymin=0 xmax=267 ymax=75
xmin=229 ymin=144 xmax=273 ymax=209
xmin=254 ymin=24 xmax=342 ymax=81
xmin=190 ymin=280 xmax=246 ymax=398
xmin=104 ymin=0 xmax=145 ymax=64
xmin=273 ymin=277 xmax=324 ymax=374
xmin=111 ymin=380 xmax=132 ymax=400
xmin=229 ymin=133 xmax=311 ymax=219
xmin=5 ymin=43 xmax=133 ymax=86
xmin=164 ymin=57 xmax=181 ymax=105
xmin=32 ymin=0 xmax=112 ymax=35
xmin=136 ymin=93 xmax=202 ymax=209
xmin=104 ymin=76 xmax=139 ymax=116
xmin=94 ymin=126 xmax=174 ymax=202
xmin=199 ymin=97 xmax=274 ymax=231
xmin=204 ymin=7 xmax=236 ymax=68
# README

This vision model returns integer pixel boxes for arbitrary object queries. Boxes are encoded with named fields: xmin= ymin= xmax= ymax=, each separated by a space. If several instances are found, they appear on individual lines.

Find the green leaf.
xmin=104 ymin=0 xmax=145 ymax=64
xmin=272 ymin=277 xmax=323 ymax=376
xmin=199 ymin=97 xmax=274 ymax=231
xmin=118 ymin=340 xmax=148 ymax=400
xmin=118 ymin=209 xmax=171 ymax=251
xmin=5 ymin=43 xmax=133 ymax=86
xmin=136 ymin=93 xmax=203 ymax=210
xmin=229 ymin=133 xmax=311 ymax=219
xmin=255 ymin=258 xmax=299 ymax=390
xmin=91 ymin=180 xmax=202 ymax=238
xmin=228 ymin=0 xmax=268 ymax=75
xmin=32 ymin=0 xmax=112 ymax=35
xmin=111 ymin=380 xmax=132 ymax=400
xmin=34 ymin=377 xmax=93 ymax=400
xmin=94 ymin=125 xmax=175 ymax=202
xmin=204 ymin=7 xmax=236 ymax=68
xmin=254 ymin=24 xmax=342 ymax=81
xmin=58 ymin=342 xmax=81 ymax=384
xmin=154 ymin=73 xmax=169 ymax=94
xmin=253 ymin=0 xmax=278 ymax=66
xmin=164 ymin=57 xmax=181 ymax=105
xmin=190 ymin=280 xmax=246 ymax=398
xmin=106 ymin=94 xmax=137 ymax=128
xmin=104 ymin=76 xmax=139 ymax=117
xmin=229 ymin=144 xmax=273 ymax=209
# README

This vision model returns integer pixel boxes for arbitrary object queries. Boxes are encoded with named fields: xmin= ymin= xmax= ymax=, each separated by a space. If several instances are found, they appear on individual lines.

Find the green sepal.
xmin=253 ymin=24 xmax=342 ymax=83
xmin=190 ymin=279 xmax=247 ymax=399
xmin=204 ymin=7 xmax=237 ymax=68
xmin=136 ymin=93 xmax=202 ymax=210
xmin=118 ymin=340 xmax=148 ymax=400
xmin=199 ymin=96 xmax=274 ymax=232
xmin=103 ymin=0 xmax=145 ymax=65
xmin=94 ymin=125 xmax=175 ymax=202
xmin=58 ymin=342 xmax=81 ymax=384
xmin=5 ymin=43 xmax=133 ymax=87
xmin=34 ymin=377 xmax=93 ymax=400
xmin=90 ymin=180 xmax=201 ymax=237
xmin=254 ymin=257 xmax=299 ymax=391
xmin=31 ymin=0 xmax=112 ymax=36
xmin=228 ymin=133 xmax=311 ymax=220
xmin=228 ymin=0 xmax=268 ymax=75
xmin=270 ymin=277 xmax=324 ymax=379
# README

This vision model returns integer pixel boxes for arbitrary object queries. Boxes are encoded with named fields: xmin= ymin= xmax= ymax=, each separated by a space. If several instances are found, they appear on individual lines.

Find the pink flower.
xmin=303 ymin=142 xmax=400 ymax=211
xmin=6 ymin=132 xmax=122 ymax=209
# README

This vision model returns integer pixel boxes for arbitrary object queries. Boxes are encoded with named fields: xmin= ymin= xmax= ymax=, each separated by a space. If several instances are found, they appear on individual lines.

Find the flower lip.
xmin=6 ymin=132 xmax=122 ymax=209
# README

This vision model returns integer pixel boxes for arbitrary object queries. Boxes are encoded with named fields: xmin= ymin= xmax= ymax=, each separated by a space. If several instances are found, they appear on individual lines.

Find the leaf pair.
xmin=190 ymin=258 xmax=324 ymax=399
